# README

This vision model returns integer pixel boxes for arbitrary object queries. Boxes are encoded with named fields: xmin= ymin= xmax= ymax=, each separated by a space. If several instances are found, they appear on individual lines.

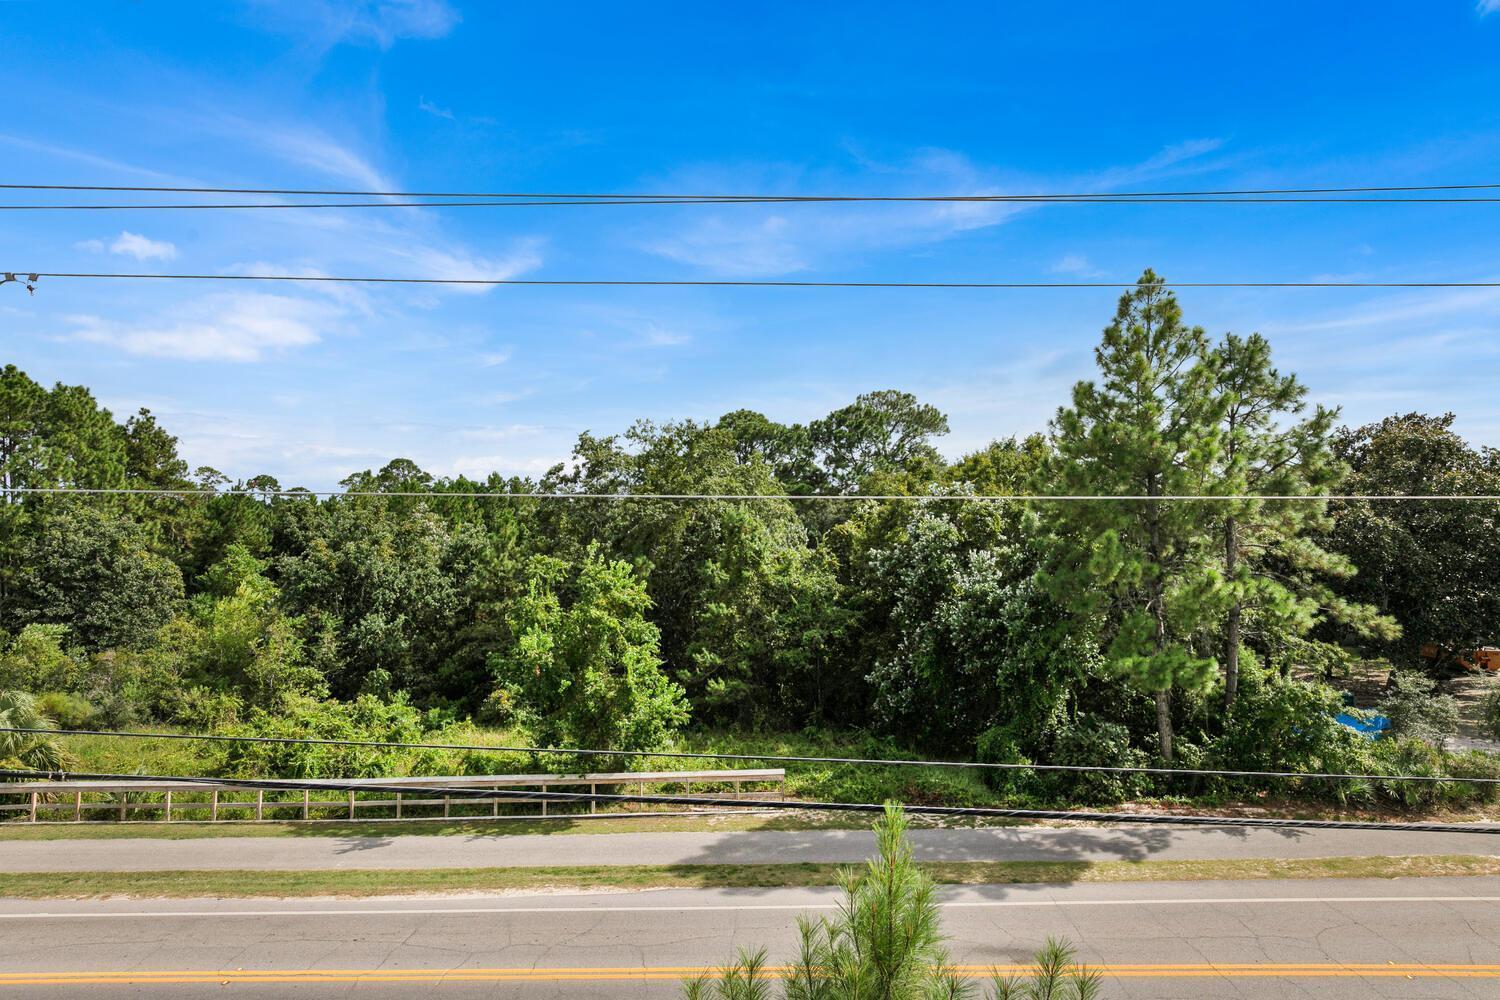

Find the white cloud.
xmin=1049 ymin=254 xmax=1102 ymax=277
xmin=108 ymin=231 xmax=177 ymax=262
xmin=67 ymin=292 xmax=337 ymax=362
xmin=639 ymin=323 xmax=691 ymax=348
xmin=478 ymin=349 xmax=513 ymax=367
xmin=245 ymin=0 xmax=460 ymax=49
xmin=75 ymin=232 xmax=177 ymax=260
xmin=641 ymin=150 xmax=1026 ymax=277
xmin=647 ymin=216 xmax=808 ymax=276
xmin=1130 ymin=137 xmax=1226 ymax=175
xmin=1480 ymin=1 xmax=1500 ymax=15
xmin=418 ymin=96 xmax=454 ymax=120
xmin=639 ymin=139 xmax=1230 ymax=278
xmin=1261 ymin=285 xmax=1500 ymax=335
xmin=383 ymin=239 xmax=545 ymax=294
xmin=250 ymin=124 xmax=398 ymax=192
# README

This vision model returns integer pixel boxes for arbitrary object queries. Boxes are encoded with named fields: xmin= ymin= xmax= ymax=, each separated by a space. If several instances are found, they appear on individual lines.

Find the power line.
xmin=12 ymin=271 xmax=1500 ymax=290
xmin=13 ymin=196 xmax=1500 ymax=210
xmin=4 ymin=180 xmax=1500 ymax=201
xmin=10 ymin=726 xmax=1499 ymax=785
xmin=3 ymin=487 xmax=1496 ymax=502
xmin=2 ymin=768 xmax=1495 ymax=835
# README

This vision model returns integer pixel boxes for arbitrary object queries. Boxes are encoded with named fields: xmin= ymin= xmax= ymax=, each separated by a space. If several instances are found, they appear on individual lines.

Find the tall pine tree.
xmin=1045 ymin=271 xmax=1227 ymax=762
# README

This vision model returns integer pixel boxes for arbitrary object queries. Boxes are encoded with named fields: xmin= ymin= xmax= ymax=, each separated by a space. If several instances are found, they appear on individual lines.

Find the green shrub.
xmin=975 ymin=723 xmax=1041 ymax=799
xmin=1204 ymin=678 xmax=1372 ymax=801
xmin=488 ymin=548 xmax=689 ymax=758
xmin=217 ymin=693 xmax=430 ymax=778
xmin=1442 ymin=750 xmax=1500 ymax=806
xmin=0 ymin=625 xmax=81 ymax=693
xmin=1378 ymin=671 xmax=1460 ymax=746
xmin=164 ymin=686 xmax=244 ymax=730
xmin=1367 ymin=737 xmax=1447 ymax=808
xmin=1480 ymin=683 xmax=1500 ymax=742
xmin=34 ymin=691 xmax=96 ymax=729
xmin=1043 ymin=715 xmax=1149 ymax=804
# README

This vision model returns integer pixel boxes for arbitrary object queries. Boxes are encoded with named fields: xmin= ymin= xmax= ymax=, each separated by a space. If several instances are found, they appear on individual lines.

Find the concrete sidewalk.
xmin=4 ymin=823 xmax=1499 ymax=872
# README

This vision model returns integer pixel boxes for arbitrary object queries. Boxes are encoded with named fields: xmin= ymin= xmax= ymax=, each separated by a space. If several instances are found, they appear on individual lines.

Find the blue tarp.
xmin=1336 ymin=712 xmax=1391 ymax=738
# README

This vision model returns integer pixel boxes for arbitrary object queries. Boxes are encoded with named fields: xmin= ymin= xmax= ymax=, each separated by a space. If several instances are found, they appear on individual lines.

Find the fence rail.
xmin=0 ymin=768 xmax=785 ymax=824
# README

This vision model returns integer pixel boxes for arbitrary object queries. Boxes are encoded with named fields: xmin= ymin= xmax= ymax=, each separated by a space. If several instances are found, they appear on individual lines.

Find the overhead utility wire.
xmin=6 ymin=727 xmax=1497 ymax=785
xmin=3 ymin=487 xmax=1495 ymax=502
xmin=1 ymin=768 xmax=1495 ymax=835
xmin=13 ymin=272 xmax=1500 ymax=290
xmin=5 ymin=180 xmax=1500 ymax=199
xmin=13 ymin=197 xmax=1500 ymax=210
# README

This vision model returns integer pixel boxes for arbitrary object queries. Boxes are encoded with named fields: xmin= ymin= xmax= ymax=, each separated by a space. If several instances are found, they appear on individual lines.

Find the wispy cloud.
xmin=640 ymin=149 xmax=1025 ymax=277
xmin=0 ymin=133 xmax=177 ymax=181
xmin=67 ymin=292 xmax=338 ymax=362
xmin=381 ymin=239 xmax=545 ymax=293
xmin=244 ymin=0 xmax=460 ymax=50
xmin=1480 ymin=1 xmax=1500 ymax=16
xmin=418 ymin=96 xmax=454 ymax=120
xmin=639 ymin=140 xmax=1229 ymax=277
xmin=109 ymin=231 xmax=177 ymax=261
xmin=237 ymin=120 xmax=398 ymax=192
xmin=639 ymin=323 xmax=691 ymax=348
xmin=477 ymin=349 xmax=513 ymax=367
xmin=1049 ymin=253 xmax=1103 ymax=277
xmin=647 ymin=216 xmax=808 ymax=276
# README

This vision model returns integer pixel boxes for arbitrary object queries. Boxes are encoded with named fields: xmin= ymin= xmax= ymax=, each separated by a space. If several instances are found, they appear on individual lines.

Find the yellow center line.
xmin=3 ymin=964 xmax=1500 ymax=985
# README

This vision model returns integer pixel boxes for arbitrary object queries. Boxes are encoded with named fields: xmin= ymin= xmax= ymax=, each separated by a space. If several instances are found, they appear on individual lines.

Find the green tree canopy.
xmin=1327 ymin=412 xmax=1500 ymax=664
xmin=488 ymin=545 xmax=689 ymax=752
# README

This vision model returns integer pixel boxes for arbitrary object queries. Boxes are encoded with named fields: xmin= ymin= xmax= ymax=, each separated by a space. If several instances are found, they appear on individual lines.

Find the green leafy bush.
xmin=1044 ymin=716 xmax=1149 ymax=804
xmin=0 ymin=625 xmax=81 ymax=693
xmin=1480 ymin=683 xmax=1500 ymax=742
xmin=1204 ymin=677 xmax=1371 ymax=801
xmin=1378 ymin=671 xmax=1460 ymax=745
xmin=488 ymin=547 xmax=689 ymax=756
xmin=34 ymin=691 xmax=96 ymax=729
xmin=217 ymin=692 xmax=430 ymax=778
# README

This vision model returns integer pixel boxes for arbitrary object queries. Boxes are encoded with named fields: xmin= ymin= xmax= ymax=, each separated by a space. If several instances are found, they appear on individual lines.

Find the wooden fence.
xmin=0 ymin=768 xmax=785 ymax=824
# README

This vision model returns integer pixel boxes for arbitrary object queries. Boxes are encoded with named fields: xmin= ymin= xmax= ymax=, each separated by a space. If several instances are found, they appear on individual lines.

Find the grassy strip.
xmin=0 ymin=812 xmax=884 ymax=841
xmin=5 ymin=854 xmax=1500 ymax=899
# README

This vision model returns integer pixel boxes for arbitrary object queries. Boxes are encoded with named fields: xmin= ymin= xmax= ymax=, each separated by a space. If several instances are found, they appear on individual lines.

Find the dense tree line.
xmin=2 ymin=271 xmax=1497 ymax=777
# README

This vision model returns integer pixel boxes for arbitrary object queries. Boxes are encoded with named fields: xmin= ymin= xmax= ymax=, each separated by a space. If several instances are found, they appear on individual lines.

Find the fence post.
xmin=443 ymin=795 xmax=450 ymax=818
xmin=255 ymin=790 xmax=264 ymax=821
xmin=164 ymin=790 xmax=172 ymax=822
xmin=28 ymin=791 xmax=37 ymax=823
xmin=395 ymin=793 xmax=402 ymax=819
xmin=73 ymin=791 xmax=82 ymax=822
xmin=302 ymin=789 xmax=310 ymax=821
xmin=348 ymin=790 xmax=356 ymax=820
xmin=210 ymin=790 xmax=218 ymax=822
xmin=590 ymin=783 xmax=597 ymax=815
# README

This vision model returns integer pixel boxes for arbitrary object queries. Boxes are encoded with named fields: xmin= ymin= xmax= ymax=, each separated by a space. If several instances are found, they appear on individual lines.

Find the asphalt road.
xmin=5 ymin=823 xmax=1500 ymax=871
xmin=2 ymin=878 xmax=1500 ymax=998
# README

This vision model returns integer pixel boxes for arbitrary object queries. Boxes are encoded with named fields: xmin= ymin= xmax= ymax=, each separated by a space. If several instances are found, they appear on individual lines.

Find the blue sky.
xmin=2 ymin=1 xmax=1500 ymax=488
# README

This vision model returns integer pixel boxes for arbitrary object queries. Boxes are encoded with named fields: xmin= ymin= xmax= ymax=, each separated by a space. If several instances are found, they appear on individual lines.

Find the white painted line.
xmin=2 ymin=896 xmax=1498 ymax=920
